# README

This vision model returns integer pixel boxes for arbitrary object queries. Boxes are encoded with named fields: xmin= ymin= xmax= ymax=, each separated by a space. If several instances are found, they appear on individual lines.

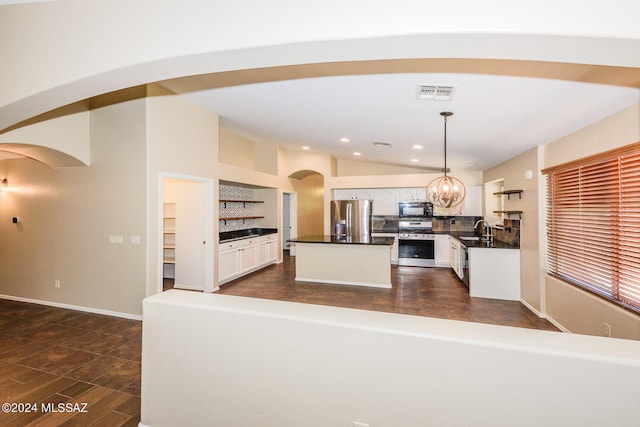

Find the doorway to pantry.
xmin=160 ymin=173 xmax=214 ymax=293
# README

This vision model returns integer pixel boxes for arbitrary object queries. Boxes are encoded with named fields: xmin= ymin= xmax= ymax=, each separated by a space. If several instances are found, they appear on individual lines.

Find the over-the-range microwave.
xmin=398 ymin=201 xmax=433 ymax=218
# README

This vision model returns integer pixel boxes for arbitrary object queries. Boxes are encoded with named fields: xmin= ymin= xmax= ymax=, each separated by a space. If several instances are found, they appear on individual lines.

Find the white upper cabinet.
xmin=462 ymin=185 xmax=482 ymax=216
xmin=433 ymin=185 xmax=482 ymax=217
xmin=333 ymin=189 xmax=374 ymax=200
xmin=372 ymin=189 xmax=398 ymax=215
xmin=397 ymin=187 xmax=427 ymax=202
xmin=334 ymin=185 xmax=481 ymax=217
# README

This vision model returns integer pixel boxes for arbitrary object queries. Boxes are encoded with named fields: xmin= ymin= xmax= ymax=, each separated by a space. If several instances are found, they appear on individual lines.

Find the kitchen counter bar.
xmin=288 ymin=235 xmax=393 ymax=288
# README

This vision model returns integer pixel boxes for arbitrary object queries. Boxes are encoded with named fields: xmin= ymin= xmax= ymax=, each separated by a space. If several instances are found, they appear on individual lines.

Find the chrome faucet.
xmin=474 ymin=220 xmax=493 ymax=241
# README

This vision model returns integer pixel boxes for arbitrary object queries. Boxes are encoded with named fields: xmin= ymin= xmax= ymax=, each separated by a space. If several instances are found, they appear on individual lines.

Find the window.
xmin=543 ymin=142 xmax=640 ymax=314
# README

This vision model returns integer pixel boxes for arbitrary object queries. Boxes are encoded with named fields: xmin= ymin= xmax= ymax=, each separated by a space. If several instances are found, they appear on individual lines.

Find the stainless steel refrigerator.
xmin=330 ymin=200 xmax=373 ymax=238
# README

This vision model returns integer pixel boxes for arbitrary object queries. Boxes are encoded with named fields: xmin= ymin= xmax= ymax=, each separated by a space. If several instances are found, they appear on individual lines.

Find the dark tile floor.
xmin=0 ymin=252 xmax=556 ymax=426
xmin=218 ymin=252 xmax=559 ymax=331
xmin=0 ymin=299 xmax=141 ymax=426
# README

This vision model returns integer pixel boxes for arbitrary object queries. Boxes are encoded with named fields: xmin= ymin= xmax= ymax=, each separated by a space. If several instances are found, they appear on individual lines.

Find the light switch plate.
xmin=108 ymin=235 xmax=123 ymax=244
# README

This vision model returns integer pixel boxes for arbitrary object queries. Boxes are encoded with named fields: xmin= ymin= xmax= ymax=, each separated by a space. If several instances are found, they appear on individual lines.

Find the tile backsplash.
xmin=432 ymin=217 xmax=482 ymax=233
xmin=219 ymin=184 xmax=258 ymax=232
xmin=493 ymin=219 xmax=520 ymax=246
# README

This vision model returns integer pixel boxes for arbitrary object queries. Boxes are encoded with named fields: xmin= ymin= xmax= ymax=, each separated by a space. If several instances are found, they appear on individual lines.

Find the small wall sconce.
xmin=1 ymin=178 xmax=7 ymax=189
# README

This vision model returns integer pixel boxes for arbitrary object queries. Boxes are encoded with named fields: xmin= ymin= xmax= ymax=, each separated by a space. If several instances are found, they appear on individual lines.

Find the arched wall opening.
xmin=289 ymin=169 xmax=324 ymax=237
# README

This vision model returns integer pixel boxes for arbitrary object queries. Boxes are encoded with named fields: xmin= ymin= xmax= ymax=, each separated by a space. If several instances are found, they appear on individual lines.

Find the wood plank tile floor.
xmin=218 ymin=252 xmax=560 ymax=332
xmin=0 ymin=299 xmax=141 ymax=426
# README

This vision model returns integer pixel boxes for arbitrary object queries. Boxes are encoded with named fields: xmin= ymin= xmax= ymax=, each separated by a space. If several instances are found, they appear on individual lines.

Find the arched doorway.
xmin=288 ymin=170 xmax=324 ymax=237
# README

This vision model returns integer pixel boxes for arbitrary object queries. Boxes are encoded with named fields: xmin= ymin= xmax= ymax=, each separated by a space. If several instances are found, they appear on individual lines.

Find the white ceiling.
xmin=184 ymin=72 xmax=640 ymax=171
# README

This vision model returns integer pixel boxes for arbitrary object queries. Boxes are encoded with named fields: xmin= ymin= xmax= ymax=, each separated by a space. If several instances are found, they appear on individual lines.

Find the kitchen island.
xmin=288 ymin=235 xmax=395 ymax=288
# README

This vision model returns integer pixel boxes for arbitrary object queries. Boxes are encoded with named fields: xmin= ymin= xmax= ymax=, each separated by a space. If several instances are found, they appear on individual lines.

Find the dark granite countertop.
xmin=288 ymin=235 xmax=395 ymax=246
xmin=219 ymin=228 xmax=278 ymax=242
xmin=448 ymin=232 xmax=519 ymax=249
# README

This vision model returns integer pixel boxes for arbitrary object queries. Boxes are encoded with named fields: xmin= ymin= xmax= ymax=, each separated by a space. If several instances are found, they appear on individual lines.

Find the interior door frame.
xmin=158 ymin=172 xmax=215 ymax=294
xmin=284 ymin=192 xmax=298 ymax=256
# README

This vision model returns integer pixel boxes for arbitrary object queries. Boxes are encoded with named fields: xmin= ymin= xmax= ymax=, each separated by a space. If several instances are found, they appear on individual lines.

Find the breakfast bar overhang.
xmin=288 ymin=235 xmax=395 ymax=289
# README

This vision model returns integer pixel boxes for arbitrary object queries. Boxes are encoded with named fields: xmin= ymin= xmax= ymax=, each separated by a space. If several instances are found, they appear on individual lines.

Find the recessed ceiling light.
xmin=411 ymin=159 xmax=419 ymax=162
xmin=340 ymin=137 xmax=350 ymax=143
xmin=353 ymin=152 xmax=361 ymax=156
xmin=412 ymin=145 xmax=423 ymax=149
xmin=302 ymin=146 xmax=310 ymax=150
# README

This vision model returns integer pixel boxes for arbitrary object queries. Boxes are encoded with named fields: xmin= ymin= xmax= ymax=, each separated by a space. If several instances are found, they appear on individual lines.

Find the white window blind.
xmin=543 ymin=142 xmax=640 ymax=313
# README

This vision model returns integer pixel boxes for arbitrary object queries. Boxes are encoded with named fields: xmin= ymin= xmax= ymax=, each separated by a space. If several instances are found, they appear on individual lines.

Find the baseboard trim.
xmin=520 ymin=298 xmax=544 ymax=318
xmin=520 ymin=298 xmax=570 ymax=333
xmin=0 ymin=294 xmax=142 ymax=321
xmin=542 ymin=315 xmax=570 ymax=333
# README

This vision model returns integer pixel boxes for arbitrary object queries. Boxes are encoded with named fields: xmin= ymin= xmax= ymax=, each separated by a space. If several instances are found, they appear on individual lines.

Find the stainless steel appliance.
xmin=461 ymin=243 xmax=469 ymax=287
xmin=330 ymin=200 xmax=373 ymax=239
xmin=398 ymin=201 xmax=433 ymax=218
xmin=398 ymin=220 xmax=435 ymax=267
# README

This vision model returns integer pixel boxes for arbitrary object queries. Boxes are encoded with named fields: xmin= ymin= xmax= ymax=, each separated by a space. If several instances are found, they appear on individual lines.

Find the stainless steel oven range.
xmin=398 ymin=220 xmax=435 ymax=267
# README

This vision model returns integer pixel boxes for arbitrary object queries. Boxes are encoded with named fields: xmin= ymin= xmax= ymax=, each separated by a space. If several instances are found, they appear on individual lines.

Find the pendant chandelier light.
xmin=427 ymin=112 xmax=466 ymax=208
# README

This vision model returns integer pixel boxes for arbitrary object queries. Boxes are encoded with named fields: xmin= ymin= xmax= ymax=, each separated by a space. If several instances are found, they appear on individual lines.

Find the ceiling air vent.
xmin=416 ymin=85 xmax=456 ymax=101
xmin=372 ymin=141 xmax=392 ymax=149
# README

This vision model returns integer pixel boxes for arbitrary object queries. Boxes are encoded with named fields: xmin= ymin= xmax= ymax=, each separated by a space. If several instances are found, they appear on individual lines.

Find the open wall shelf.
xmin=219 ymin=199 xmax=265 ymax=208
xmin=219 ymin=216 xmax=265 ymax=225
xmin=493 ymin=210 xmax=523 ymax=219
xmin=493 ymin=190 xmax=523 ymax=200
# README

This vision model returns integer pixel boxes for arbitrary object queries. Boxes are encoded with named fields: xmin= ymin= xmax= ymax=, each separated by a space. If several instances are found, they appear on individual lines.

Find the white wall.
xmin=142 ymin=291 xmax=640 ymax=427
xmin=146 ymin=94 xmax=219 ymax=295
xmin=484 ymin=147 xmax=541 ymax=312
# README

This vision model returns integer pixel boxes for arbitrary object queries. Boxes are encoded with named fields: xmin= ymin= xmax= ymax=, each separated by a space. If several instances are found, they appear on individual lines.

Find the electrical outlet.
xmin=603 ymin=322 xmax=611 ymax=337
xmin=54 ymin=279 xmax=61 ymax=289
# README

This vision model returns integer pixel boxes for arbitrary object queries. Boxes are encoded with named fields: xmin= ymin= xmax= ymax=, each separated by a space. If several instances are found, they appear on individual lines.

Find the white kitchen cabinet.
xmin=461 ymin=185 xmax=482 ymax=216
xmin=259 ymin=234 xmax=278 ymax=265
xmin=468 ymin=247 xmax=520 ymax=300
xmin=433 ymin=184 xmax=482 ymax=217
xmin=372 ymin=189 xmax=398 ymax=215
xmin=449 ymin=238 xmax=462 ymax=279
xmin=435 ymin=235 xmax=450 ymax=267
xmin=333 ymin=189 xmax=373 ymax=200
xmin=267 ymin=237 xmax=278 ymax=263
xmin=333 ymin=189 xmax=351 ymax=200
xmin=219 ymin=233 xmax=279 ymax=284
xmin=398 ymin=187 xmax=426 ymax=202
xmin=219 ymin=241 xmax=242 ymax=283
xmin=240 ymin=238 xmax=259 ymax=273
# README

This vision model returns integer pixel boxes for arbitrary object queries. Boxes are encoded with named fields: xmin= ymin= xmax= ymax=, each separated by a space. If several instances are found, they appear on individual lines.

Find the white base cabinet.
xmin=468 ymin=247 xmax=520 ymax=301
xmin=219 ymin=241 xmax=242 ymax=283
xmin=435 ymin=235 xmax=450 ymax=267
xmin=449 ymin=238 xmax=463 ymax=280
xmin=259 ymin=234 xmax=278 ymax=265
xmin=219 ymin=233 xmax=279 ymax=284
